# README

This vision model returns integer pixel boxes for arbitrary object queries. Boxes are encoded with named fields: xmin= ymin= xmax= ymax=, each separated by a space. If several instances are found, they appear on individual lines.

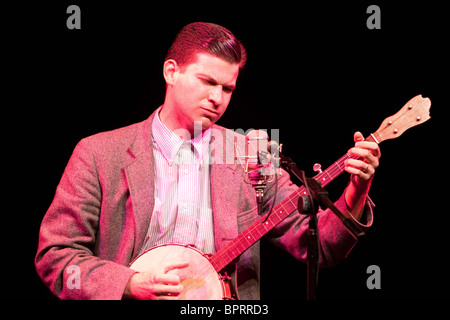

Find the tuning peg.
xmin=313 ymin=163 xmax=322 ymax=174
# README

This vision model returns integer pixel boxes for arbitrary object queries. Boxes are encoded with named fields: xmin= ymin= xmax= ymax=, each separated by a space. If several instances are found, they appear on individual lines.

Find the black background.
xmin=7 ymin=1 xmax=449 ymax=300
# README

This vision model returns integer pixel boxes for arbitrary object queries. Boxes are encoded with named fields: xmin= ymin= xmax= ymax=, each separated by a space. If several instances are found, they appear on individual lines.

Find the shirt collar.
xmin=152 ymin=107 xmax=212 ymax=165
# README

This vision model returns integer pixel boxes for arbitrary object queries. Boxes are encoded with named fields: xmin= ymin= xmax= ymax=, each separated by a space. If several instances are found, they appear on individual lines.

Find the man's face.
xmin=166 ymin=53 xmax=240 ymax=134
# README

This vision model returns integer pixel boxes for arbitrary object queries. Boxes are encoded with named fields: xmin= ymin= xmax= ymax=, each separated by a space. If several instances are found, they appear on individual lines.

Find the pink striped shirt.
xmin=138 ymin=108 xmax=215 ymax=255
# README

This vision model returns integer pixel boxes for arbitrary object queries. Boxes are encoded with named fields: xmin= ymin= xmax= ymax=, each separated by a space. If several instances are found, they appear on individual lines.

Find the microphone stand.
xmin=250 ymin=179 xmax=266 ymax=216
xmin=248 ymin=151 xmax=273 ymax=217
xmin=278 ymin=152 xmax=364 ymax=300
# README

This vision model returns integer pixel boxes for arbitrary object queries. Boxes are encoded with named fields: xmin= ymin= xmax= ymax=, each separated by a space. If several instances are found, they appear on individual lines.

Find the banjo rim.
xmin=129 ymin=243 xmax=232 ymax=300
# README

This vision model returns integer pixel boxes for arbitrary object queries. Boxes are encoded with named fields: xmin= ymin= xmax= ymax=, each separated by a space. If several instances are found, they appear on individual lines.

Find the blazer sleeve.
xmin=263 ymin=168 xmax=374 ymax=267
xmin=35 ymin=138 xmax=136 ymax=300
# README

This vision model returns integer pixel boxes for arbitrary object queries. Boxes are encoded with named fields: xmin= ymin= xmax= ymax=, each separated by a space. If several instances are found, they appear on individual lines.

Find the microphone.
xmin=267 ymin=140 xmax=281 ymax=170
xmin=246 ymin=129 xmax=270 ymax=178
xmin=245 ymin=130 xmax=276 ymax=215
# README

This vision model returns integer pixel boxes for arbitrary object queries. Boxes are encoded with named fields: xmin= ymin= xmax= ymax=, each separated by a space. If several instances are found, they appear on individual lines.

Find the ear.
xmin=163 ymin=59 xmax=180 ymax=86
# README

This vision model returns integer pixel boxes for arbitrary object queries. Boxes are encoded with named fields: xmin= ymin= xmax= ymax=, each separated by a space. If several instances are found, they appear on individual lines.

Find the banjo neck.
xmin=209 ymin=94 xmax=431 ymax=273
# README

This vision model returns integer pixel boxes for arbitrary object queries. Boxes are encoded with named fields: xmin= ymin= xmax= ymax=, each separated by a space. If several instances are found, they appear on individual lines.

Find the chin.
xmin=200 ymin=117 xmax=215 ymax=129
xmin=189 ymin=117 xmax=213 ymax=136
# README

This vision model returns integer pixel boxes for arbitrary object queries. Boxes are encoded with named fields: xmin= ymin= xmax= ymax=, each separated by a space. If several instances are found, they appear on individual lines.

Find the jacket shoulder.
xmin=79 ymin=114 xmax=154 ymax=158
xmin=83 ymin=121 xmax=143 ymax=148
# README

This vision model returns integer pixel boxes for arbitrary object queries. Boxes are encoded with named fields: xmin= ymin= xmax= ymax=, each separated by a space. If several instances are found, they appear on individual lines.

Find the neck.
xmin=158 ymin=104 xmax=204 ymax=139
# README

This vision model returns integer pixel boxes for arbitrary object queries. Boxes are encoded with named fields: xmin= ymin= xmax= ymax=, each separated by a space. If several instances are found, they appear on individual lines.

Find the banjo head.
xmin=129 ymin=244 xmax=225 ymax=300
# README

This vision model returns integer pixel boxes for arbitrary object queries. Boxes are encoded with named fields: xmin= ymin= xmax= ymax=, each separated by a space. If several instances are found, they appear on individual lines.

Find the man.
xmin=35 ymin=22 xmax=380 ymax=300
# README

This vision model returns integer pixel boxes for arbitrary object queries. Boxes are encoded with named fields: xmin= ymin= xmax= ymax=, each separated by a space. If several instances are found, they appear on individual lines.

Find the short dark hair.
xmin=165 ymin=22 xmax=247 ymax=70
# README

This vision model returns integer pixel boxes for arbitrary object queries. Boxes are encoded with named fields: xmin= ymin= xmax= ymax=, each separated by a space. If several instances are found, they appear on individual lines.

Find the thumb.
xmin=353 ymin=131 xmax=365 ymax=143
xmin=164 ymin=262 xmax=190 ymax=274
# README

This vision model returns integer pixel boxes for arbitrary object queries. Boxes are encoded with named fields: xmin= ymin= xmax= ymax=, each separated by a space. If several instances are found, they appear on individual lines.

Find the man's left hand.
xmin=345 ymin=131 xmax=381 ymax=184
xmin=344 ymin=131 xmax=381 ymax=219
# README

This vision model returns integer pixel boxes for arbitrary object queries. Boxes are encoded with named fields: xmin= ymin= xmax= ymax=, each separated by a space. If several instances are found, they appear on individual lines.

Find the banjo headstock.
xmin=372 ymin=95 xmax=431 ymax=143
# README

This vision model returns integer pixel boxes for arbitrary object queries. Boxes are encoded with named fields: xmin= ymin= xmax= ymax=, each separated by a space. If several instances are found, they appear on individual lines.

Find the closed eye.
xmin=200 ymin=77 xmax=235 ymax=93
xmin=223 ymin=86 xmax=234 ymax=94
xmin=201 ymin=79 xmax=215 ymax=86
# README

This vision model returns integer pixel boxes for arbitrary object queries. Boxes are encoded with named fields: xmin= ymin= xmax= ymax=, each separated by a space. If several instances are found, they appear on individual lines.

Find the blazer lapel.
xmin=124 ymin=113 xmax=156 ymax=259
xmin=210 ymin=125 xmax=243 ymax=252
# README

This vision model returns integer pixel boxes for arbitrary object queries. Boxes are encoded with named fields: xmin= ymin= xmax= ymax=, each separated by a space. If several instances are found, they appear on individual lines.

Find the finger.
xmin=348 ymin=148 xmax=379 ymax=168
xmin=345 ymin=165 xmax=370 ymax=177
xmin=345 ymin=159 xmax=373 ymax=174
xmin=164 ymin=262 xmax=190 ymax=274
xmin=159 ymin=295 xmax=182 ymax=300
xmin=353 ymin=131 xmax=381 ymax=158
xmin=150 ymin=278 xmax=184 ymax=300
xmin=152 ymin=283 xmax=184 ymax=295
xmin=353 ymin=131 xmax=365 ymax=143
xmin=345 ymin=163 xmax=373 ymax=182
xmin=153 ymin=273 xmax=182 ymax=285
xmin=355 ymin=141 xmax=381 ymax=157
xmin=159 ymin=292 xmax=183 ymax=300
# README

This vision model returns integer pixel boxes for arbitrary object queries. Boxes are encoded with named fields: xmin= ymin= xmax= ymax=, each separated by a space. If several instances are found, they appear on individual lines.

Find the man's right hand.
xmin=123 ymin=262 xmax=189 ymax=300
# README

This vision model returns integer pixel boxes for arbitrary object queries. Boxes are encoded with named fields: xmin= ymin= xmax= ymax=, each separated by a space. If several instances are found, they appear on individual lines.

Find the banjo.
xmin=129 ymin=95 xmax=431 ymax=299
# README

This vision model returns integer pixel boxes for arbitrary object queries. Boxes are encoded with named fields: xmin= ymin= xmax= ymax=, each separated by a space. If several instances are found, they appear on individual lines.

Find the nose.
xmin=208 ymin=85 xmax=223 ymax=107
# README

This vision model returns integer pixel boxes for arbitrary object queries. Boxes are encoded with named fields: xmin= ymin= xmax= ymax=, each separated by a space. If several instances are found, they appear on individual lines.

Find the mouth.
xmin=200 ymin=107 xmax=219 ymax=118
